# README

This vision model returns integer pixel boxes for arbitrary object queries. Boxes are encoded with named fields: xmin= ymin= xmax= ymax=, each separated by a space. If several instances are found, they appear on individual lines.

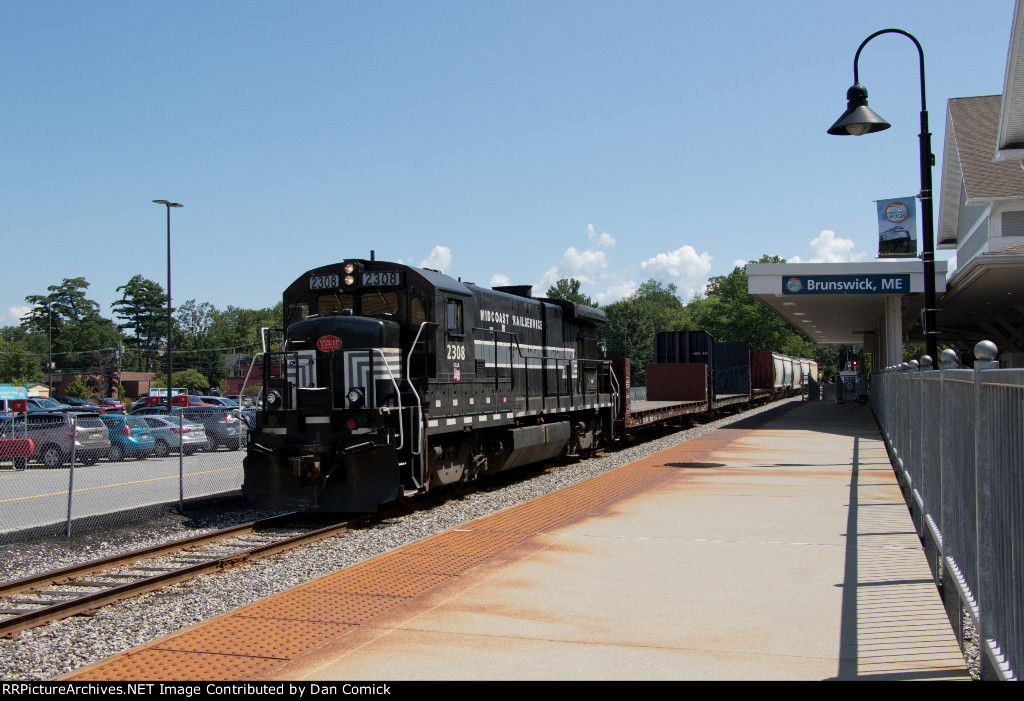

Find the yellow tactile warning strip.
xmin=64 ymin=406 xmax=790 ymax=681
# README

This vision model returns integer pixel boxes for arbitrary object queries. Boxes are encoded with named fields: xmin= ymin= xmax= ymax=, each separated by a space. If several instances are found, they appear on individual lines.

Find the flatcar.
xmin=243 ymin=258 xmax=819 ymax=513
xmin=243 ymin=258 xmax=619 ymax=511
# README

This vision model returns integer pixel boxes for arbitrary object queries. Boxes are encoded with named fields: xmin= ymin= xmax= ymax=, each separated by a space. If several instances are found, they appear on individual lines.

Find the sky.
xmin=0 ymin=0 xmax=1016 ymax=326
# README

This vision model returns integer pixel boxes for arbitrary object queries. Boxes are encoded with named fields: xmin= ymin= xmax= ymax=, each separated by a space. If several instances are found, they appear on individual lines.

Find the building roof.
xmin=938 ymin=95 xmax=1024 ymax=245
xmin=996 ymin=0 xmax=1024 ymax=158
xmin=951 ymin=96 xmax=1024 ymax=200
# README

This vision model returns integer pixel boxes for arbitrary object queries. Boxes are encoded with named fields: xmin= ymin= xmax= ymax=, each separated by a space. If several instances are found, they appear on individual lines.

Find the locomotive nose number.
xmin=309 ymin=274 xmax=340 ymax=290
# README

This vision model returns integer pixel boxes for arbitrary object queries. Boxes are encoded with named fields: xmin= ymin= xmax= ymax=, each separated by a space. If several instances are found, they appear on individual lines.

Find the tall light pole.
xmin=46 ymin=300 xmax=52 ymax=395
xmin=153 ymin=200 xmax=183 ymax=415
xmin=828 ymin=28 xmax=938 ymax=364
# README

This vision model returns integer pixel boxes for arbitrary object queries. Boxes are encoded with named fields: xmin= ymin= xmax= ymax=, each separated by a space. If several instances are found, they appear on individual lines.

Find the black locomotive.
xmin=243 ymin=258 xmax=619 ymax=511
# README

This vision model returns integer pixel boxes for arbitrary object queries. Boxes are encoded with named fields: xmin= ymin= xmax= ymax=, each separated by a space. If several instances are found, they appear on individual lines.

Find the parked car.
xmin=194 ymin=396 xmax=238 ymax=408
xmin=130 ymin=406 xmax=243 ymax=451
xmin=142 ymin=394 xmax=216 ymax=409
xmin=227 ymin=394 xmax=257 ymax=409
xmin=91 ymin=397 xmax=126 ymax=413
xmin=99 ymin=415 xmax=156 ymax=461
xmin=0 ymin=412 xmax=110 ymax=467
xmin=26 ymin=397 xmax=73 ymax=413
xmin=139 ymin=416 xmax=209 ymax=457
xmin=54 ymin=396 xmax=102 ymax=412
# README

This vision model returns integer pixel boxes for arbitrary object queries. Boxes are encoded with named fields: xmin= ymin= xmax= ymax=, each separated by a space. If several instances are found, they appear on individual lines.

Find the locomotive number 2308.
xmin=309 ymin=275 xmax=340 ymax=290
xmin=446 ymin=343 xmax=466 ymax=361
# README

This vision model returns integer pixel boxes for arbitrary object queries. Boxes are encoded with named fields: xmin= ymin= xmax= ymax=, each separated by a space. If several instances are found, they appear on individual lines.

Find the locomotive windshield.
xmin=316 ymin=291 xmax=399 ymax=317
xmin=287 ymin=291 xmax=424 ymax=326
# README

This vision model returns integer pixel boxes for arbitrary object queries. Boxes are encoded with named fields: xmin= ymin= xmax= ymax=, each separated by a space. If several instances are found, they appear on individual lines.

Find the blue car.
xmin=99 ymin=415 xmax=156 ymax=461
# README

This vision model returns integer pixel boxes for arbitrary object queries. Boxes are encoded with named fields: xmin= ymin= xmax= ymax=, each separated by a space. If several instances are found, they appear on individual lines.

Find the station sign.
xmin=782 ymin=274 xmax=911 ymax=295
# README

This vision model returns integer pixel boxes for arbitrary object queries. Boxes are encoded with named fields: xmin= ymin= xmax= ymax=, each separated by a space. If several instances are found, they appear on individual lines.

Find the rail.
xmin=871 ymin=341 xmax=1022 ymax=681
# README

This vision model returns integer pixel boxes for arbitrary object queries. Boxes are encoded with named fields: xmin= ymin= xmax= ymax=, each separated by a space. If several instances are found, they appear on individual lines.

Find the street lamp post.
xmin=153 ymin=200 xmax=183 ymax=415
xmin=46 ymin=300 xmax=52 ymax=396
xmin=828 ymin=28 xmax=938 ymax=364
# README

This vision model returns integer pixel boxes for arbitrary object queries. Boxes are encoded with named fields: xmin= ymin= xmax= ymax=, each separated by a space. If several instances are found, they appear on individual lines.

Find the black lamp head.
xmin=828 ymin=84 xmax=891 ymax=136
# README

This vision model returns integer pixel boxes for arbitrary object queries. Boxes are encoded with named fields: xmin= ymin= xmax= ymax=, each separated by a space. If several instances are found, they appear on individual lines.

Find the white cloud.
xmin=419 ymin=245 xmax=452 ymax=272
xmin=587 ymin=223 xmax=616 ymax=248
xmin=490 ymin=273 xmax=512 ymax=288
xmin=640 ymin=245 xmax=713 ymax=289
xmin=594 ymin=281 xmax=636 ymax=305
xmin=733 ymin=259 xmax=747 ymax=269
xmin=535 ymin=266 xmax=562 ymax=296
xmin=791 ymin=229 xmax=868 ymax=263
xmin=560 ymin=247 xmax=607 ymax=283
xmin=5 ymin=305 xmax=30 ymax=324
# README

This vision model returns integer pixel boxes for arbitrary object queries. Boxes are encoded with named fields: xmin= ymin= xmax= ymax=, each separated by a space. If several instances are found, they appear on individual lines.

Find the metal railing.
xmin=872 ymin=341 xmax=1023 ymax=681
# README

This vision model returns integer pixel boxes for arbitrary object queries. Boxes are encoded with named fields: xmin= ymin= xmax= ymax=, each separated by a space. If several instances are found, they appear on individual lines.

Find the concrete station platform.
xmin=68 ymin=401 xmax=970 ymax=681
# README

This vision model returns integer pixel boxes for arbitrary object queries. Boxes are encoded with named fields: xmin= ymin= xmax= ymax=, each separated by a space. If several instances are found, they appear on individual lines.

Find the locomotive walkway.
xmin=67 ymin=400 xmax=969 ymax=681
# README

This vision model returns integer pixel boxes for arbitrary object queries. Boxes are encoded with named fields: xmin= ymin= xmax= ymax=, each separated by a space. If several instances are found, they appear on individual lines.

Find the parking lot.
xmin=0 ymin=449 xmax=244 ymax=539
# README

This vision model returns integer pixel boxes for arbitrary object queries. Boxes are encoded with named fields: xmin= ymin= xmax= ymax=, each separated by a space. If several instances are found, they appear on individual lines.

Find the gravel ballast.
xmin=1 ymin=402 xmax=797 ymax=680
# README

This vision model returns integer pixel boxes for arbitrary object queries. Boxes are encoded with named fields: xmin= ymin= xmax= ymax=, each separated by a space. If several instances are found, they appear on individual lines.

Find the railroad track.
xmin=0 ymin=470 xmax=510 ymax=640
xmin=0 ymin=512 xmax=365 ymax=638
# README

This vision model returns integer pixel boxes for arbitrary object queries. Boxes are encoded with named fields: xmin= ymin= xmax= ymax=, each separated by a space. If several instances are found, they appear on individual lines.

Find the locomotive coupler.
xmin=290 ymin=456 xmax=322 ymax=484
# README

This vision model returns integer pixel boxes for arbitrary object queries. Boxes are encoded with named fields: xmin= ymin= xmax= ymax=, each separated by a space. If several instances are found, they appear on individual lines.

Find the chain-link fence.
xmin=0 ymin=409 xmax=248 ymax=543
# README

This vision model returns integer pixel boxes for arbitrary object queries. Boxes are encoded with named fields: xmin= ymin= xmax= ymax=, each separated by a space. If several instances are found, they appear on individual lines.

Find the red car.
xmin=92 ymin=397 xmax=126 ymax=413
xmin=142 ymin=395 xmax=215 ymax=408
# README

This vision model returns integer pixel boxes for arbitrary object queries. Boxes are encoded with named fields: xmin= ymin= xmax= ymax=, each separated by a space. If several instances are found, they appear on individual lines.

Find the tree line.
xmin=1 ymin=275 xmax=280 ymax=394
xmin=3 ymin=257 xmax=842 ymax=394
xmin=547 ymin=255 xmax=841 ymax=385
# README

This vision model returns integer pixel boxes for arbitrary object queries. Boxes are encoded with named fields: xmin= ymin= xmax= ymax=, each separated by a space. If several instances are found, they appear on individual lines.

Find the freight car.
xmin=749 ymin=349 xmax=819 ymax=400
xmin=243 ymin=259 xmax=815 ymax=512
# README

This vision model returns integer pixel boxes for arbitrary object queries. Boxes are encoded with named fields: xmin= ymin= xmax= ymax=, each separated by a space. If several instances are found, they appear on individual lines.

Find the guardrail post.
xmin=178 ymin=412 xmax=185 ymax=513
xmin=66 ymin=415 xmax=77 ymax=537
xmin=937 ymin=349 xmax=959 ymax=627
xmin=972 ymin=341 xmax=999 ymax=679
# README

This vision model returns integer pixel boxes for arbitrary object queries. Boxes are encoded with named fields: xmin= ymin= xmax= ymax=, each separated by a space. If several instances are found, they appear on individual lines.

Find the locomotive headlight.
xmin=343 ymin=263 xmax=356 ymax=275
xmin=344 ymin=275 xmax=356 ymax=286
xmin=347 ymin=387 xmax=364 ymax=405
xmin=266 ymin=390 xmax=282 ymax=406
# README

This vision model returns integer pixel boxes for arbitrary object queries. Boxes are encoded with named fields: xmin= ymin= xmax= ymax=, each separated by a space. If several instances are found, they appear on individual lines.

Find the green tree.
xmin=20 ymin=278 xmax=122 ymax=372
xmin=150 ymin=368 xmax=210 ymax=394
xmin=546 ymin=278 xmax=597 ymax=307
xmin=112 ymin=275 xmax=167 ymax=371
xmin=65 ymin=377 xmax=91 ymax=399
xmin=687 ymin=255 xmax=814 ymax=356
xmin=599 ymin=279 xmax=687 ymax=385
xmin=0 ymin=327 xmax=42 ymax=384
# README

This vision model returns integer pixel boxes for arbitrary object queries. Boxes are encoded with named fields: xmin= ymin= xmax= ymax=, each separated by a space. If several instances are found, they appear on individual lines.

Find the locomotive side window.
xmin=287 ymin=303 xmax=309 ymax=324
xmin=410 ymin=297 xmax=426 ymax=326
xmin=361 ymin=291 xmax=399 ymax=316
xmin=445 ymin=300 xmax=464 ymax=336
xmin=317 ymin=293 xmax=354 ymax=315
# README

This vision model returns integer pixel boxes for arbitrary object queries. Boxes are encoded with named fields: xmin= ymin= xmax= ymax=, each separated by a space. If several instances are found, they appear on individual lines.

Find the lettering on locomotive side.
xmin=480 ymin=309 xmax=543 ymax=330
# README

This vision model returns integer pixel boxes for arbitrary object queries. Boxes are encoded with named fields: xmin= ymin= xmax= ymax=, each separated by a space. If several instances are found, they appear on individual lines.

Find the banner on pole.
xmin=877 ymin=197 xmax=918 ymax=258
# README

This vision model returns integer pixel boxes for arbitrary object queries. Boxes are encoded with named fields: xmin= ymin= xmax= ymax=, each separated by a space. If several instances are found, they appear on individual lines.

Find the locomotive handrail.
xmin=368 ymin=347 xmax=404 ymax=451
xmin=471 ymin=327 xmax=522 ymax=391
xmin=405 ymin=321 xmax=437 ymax=490
xmin=323 ymin=346 xmax=405 ymax=450
xmin=239 ymin=351 xmax=264 ymax=410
